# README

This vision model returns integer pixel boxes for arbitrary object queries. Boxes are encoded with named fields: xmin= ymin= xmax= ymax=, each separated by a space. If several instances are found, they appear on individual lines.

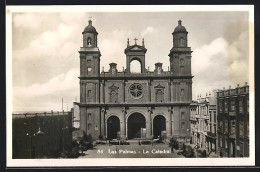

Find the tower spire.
xmin=142 ymin=38 xmax=145 ymax=47
xmin=127 ymin=38 xmax=129 ymax=47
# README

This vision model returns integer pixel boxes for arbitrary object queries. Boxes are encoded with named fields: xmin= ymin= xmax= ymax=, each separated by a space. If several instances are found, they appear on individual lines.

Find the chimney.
xmin=229 ymin=85 xmax=231 ymax=89
xmin=245 ymin=82 xmax=247 ymax=86
xmin=223 ymin=87 xmax=225 ymax=90
xmin=237 ymin=84 xmax=240 ymax=87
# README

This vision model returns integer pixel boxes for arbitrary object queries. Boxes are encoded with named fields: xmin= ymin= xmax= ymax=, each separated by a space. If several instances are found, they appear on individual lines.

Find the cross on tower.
xmin=134 ymin=37 xmax=138 ymax=45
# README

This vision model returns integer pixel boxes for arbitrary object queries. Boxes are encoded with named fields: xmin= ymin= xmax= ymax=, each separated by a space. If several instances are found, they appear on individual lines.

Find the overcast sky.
xmin=12 ymin=11 xmax=249 ymax=112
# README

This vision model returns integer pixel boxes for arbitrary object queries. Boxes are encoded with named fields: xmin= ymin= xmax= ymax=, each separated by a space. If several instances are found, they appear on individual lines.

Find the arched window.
xmin=130 ymin=60 xmax=141 ymax=73
xmin=87 ymin=37 xmax=91 ymax=46
xmin=179 ymin=37 xmax=185 ymax=46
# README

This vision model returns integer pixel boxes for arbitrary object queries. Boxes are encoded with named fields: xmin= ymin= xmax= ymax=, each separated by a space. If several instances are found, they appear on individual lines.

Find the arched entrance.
xmin=127 ymin=113 xmax=146 ymax=139
xmin=107 ymin=116 xmax=120 ymax=140
xmin=153 ymin=115 xmax=166 ymax=139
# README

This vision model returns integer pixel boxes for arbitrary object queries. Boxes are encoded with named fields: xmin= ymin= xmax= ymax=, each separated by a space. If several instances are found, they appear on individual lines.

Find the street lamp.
xmin=26 ymin=132 xmax=35 ymax=158
xmin=36 ymin=127 xmax=44 ymax=158
xmin=62 ymin=126 xmax=68 ymax=153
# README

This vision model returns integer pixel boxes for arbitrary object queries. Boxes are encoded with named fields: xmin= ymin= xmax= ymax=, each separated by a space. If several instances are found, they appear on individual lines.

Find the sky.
xmin=11 ymin=11 xmax=249 ymax=112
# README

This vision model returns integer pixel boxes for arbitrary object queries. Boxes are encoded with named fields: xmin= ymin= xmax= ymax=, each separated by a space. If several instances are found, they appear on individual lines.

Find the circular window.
xmin=129 ymin=83 xmax=143 ymax=99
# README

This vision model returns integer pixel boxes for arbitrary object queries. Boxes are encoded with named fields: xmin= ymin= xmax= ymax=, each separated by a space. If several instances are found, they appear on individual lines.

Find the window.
xmin=209 ymin=111 xmax=212 ymax=121
xmin=239 ymin=98 xmax=244 ymax=113
xmin=179 ymin=37 xmax=185 ymax=46
xmin=129 ymin=83 xmax=143 ymax=99
xmin=87 ymin=60 xmax=91 ymax=63
xmin=110 ymin=90 xmax=118 ymax=103
xmin=218 ymin=121 xmax=223 ymax=132
xmin=230 ymin=120 xmax=236 ymax=136
xmin=231 ymin=99 xmax=235 ymax=111
xmin=156 ymin=89 xmax=164 ymax=102
xmin=180 ymin=66 xmax=184 ymax=73
xmin=88 ymin=124 xmax=91 ymax=130
xmin=181 ymin=112 xmax=185 ymax=120
xmin=219 ymin=100 xmax=223 ymax=112
xmin=225 ymin=139 xmax=228 ymax=149
xmin=87 ymin=90 xmax=92 ymax=96
xmin=224 ymin=100 xmax=228 ymax=112
xmin=181 ymin=122 xmax=185 ymax=129
xmin=239 ymin=121 xmax=244 ymax=138
xmin=180 ymin=89 xmax=184 ymax=97
xmin=214 ymin=111 xmax=216 ymax=123
xmin=219 ymin=136 xmax=222 ymax=147
xmin=87 ymin=67 xmax=92 ymax=72
xmin=225 ymin=120 xmax=228 ymax=133
xmin=87 ymin=37 xmax=91 ymax=46
xmin=88 ymin=113 xmax=92 ymax=121
xmin=95 ymin=124 xmax=98 ymax=131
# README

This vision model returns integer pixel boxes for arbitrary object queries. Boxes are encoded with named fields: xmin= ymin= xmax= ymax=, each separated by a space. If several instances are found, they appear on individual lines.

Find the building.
xmin=12 ymin=111 xmax=72 ymax=158
xmin=76 ymin=19 xmax=193 ymax=141
xmin=217 ymin=83 xmax=249 ymax=157
xmin=190 ymin=91 xmax=217 ymax=153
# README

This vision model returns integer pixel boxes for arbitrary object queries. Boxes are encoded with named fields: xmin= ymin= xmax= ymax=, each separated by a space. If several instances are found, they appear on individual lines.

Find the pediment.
xmin=130 ymin=46 xmax=144 ymax=51
xmin=154 ymin=84 xmax=165 ymax=89
xmin=108 ymin=84 xmax=119 ymax=91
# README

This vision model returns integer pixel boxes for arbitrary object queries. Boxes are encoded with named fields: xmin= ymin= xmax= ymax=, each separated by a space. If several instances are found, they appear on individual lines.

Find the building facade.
xmin=190 ymin=91 xmax=217 ymax=153
xmin=12 ymin=111 xmax=72 ymax=158
xmin=77 ymin=20 xmax=193 ymax=141
xmin=217 ymin=83 xmax=249 ymax=157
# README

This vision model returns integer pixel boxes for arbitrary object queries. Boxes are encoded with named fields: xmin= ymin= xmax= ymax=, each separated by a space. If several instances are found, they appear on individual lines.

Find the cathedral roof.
xmin=173 ymin=20 xmax=187 ymax=33
xmin=83 ymin=20 xmax=98 ymax=34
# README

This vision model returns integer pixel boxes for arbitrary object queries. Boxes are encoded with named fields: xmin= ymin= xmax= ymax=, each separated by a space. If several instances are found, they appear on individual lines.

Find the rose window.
xmin=129 ymin=83 xmax=143 ymax=99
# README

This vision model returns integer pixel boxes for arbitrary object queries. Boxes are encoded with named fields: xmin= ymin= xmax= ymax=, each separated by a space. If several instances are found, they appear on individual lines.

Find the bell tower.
xmin=79 ymin=20 xmax=101 ymax=103
xmin=169 ymin=20 xmax=192 ymax=76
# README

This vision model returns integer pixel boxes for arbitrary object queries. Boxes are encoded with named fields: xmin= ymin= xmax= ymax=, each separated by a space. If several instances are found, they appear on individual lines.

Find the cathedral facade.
xmin=77 ymin=20 xmax=193 ymax=141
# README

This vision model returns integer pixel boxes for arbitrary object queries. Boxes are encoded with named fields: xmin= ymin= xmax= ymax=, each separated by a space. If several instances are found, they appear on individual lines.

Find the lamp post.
xmin=62 ymin=126 xmax=68 ymax=152
xmin=26 ymin=132 xmax=35 ymax=158
xmin=36 ymin=127 xmax=44 ymax=158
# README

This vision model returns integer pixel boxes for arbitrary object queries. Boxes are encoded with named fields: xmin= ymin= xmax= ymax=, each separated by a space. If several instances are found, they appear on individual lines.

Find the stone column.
xmin=168 ymin=80 xmax=171 ymax=102
xmin=83 ymin=82 xmax=86 ymax=103
xmin=168 ymin=108 xmax=173 ymax=138
xmin=148 ymin=80 xmax=151 ymax=102
xmin=171 ymin=81 xmax=174 ymax=103
xmin=147 ymin=108 xmax=153 ymax=138
xmin=122 ymin=81 xmax=125 ymax=103
xmin=100 ymin=82 xmax=104 ymax=103
xmin=103 ymin=81 xmax=105 ymax=103
xmin=101 ymin=108 xmax=105 ymax=137
xmin=121 ymin=109 xmax=126 ymax=139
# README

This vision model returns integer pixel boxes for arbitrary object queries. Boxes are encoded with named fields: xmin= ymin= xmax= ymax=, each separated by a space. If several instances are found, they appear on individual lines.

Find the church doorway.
xmin=107 ymin=116 xmax=120 ymax=140
xmin=153 ymin=115 xmax=166 ymax=139
xmin=127 ymin=113 xmax=146 ymax=139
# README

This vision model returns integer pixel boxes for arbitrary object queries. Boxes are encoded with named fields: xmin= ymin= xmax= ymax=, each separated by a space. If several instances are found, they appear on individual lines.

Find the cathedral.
xmin=77 ymin=19 xmax=193 ymax=141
